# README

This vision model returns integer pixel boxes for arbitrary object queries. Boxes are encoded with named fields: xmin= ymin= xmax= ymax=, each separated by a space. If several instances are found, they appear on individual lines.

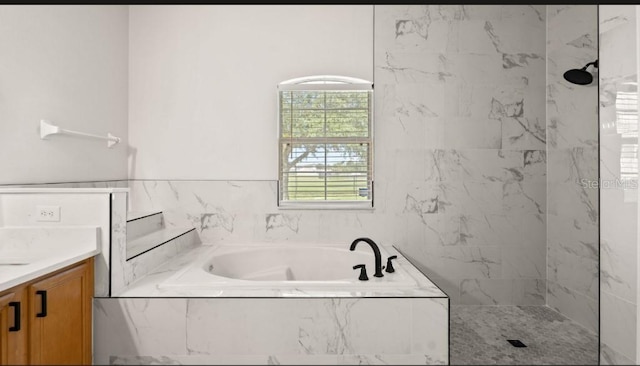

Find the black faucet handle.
xmin=353 ymin=264 xmax=369 ymax=281
xmin=385 ymin=255 xmax=398 ymax=273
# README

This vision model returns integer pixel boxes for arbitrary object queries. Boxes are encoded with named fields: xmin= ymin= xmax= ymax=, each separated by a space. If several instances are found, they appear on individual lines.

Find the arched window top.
xmin=279 ymin=75 xmax=372 ymax=90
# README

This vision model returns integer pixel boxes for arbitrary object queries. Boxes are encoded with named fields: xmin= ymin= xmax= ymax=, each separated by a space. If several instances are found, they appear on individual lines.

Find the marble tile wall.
xmin=93 ymin=297 xmax=448 ymax=365
xmin=375 ymin=5 xmax=547 ymax=305
xmin=599 ymin=5 xmax=640 ymax=364
xmin=546 ymin=5 xmax=599 ymax=334
xmin=109 ymin=190 xmax=201 ymax=296
xmin=127 ymin=5 xmax=548 ymax=306
xmin=109 ymin=191 xmax=128 ymax=296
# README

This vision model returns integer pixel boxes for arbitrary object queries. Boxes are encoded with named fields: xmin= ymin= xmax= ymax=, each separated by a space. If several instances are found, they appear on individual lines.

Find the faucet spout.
xmin=350 ymin=237 xmax=384 ymax=277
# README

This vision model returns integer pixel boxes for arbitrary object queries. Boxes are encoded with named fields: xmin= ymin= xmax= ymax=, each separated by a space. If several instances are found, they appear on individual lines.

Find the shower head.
xmin=563 ymin=60 xmax=598 ymax=85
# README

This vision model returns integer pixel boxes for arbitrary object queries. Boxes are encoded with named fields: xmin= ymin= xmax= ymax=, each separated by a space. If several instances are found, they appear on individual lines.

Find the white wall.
xmin=128 ymin=5 xmax=374 ymax=180
xmin=0 ymin=5 xmax=128 ymax=185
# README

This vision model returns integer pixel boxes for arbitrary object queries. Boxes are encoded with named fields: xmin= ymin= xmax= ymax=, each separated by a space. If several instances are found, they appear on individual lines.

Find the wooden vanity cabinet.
xmin=29 ymin=259 xmax=93 ymax=365
xmin=0 ymin=258 xmax=93 ymax=365
xmin=0 ymin=286 xmax=27 ymax=365
xmin=0 ymin=291 xmax=15 ymax=364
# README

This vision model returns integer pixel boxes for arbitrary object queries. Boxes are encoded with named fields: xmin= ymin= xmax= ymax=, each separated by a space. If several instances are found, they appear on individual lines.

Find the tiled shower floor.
xmin=450 ymin=305 xmax=598 ymax=365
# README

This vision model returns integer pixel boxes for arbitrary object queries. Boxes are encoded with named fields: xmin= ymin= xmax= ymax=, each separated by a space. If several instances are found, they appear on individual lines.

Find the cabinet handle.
xmin=8 ymin=301 xmax=20 ymax=332
xmin=36 ymin=290 xmax=47 ymax=318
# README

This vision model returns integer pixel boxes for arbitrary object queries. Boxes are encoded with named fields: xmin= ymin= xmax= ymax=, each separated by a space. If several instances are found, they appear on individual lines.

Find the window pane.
xmin=291 ymin=109 xmax=325 ymax=137
xmin=326 ymin=109 xmax=369 ymax=137
xmin=281 ymin=143 xmax=370 ymax=201
xmin=291 ymin=90 xmax=325 ymax=109
xmin=325 ymin=91 xmax=370 ymax=109
xmin=326 ymin=144 xmax=369 ymax=172
xmin=325 ymin=174 xmax=370 ymax=200
xmin=281 ymin=143 xmax=323 ymax=200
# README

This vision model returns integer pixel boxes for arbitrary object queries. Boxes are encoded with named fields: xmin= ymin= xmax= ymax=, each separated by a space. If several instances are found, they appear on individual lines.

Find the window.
xmin=278 ymin=75 xmax=373 ymax=208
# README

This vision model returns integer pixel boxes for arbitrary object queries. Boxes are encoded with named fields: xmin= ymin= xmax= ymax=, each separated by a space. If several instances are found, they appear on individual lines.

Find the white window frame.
xmin=277 ymin=75 xmax=374 ymax=210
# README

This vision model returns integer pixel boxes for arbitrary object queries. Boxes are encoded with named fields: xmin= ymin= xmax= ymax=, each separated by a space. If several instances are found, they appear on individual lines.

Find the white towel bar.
xmin=40 ymin=120 xmax=121 ymax=148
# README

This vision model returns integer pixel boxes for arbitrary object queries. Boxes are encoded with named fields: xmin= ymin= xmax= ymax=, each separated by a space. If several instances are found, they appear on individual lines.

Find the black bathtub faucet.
xmin=350 ymin=237 xmax=384 ymax=278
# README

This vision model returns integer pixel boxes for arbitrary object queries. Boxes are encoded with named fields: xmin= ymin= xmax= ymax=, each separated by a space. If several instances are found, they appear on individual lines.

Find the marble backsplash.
xmin=128 ymin=176 xmax=546 ymax=306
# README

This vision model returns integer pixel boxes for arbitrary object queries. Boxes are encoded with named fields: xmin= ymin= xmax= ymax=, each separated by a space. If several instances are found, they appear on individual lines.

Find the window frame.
xmin=277 ymin=75 xmax=374 ymax=210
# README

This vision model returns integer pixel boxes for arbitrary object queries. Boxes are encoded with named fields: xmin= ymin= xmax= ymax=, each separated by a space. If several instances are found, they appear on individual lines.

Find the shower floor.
xmin=450 ymin=305 xmax=598 ymax=365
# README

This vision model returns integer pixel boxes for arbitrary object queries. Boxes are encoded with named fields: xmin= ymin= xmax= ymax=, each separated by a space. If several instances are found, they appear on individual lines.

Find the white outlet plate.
xmin=36 ymin=205 xmax=61 ymax=222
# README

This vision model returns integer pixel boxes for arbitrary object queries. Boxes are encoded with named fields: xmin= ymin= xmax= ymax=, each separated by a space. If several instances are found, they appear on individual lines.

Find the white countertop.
xmin=0 ymin=226 xmax=101 ymax=293
xmin=0 ymin=249 xmax=99 ymax=292
xmin=0 ymin=187 xmax=129 ymax=194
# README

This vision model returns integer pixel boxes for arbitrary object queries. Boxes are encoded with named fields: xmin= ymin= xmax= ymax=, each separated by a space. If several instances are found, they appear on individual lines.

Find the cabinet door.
xmin=5 ymin=286 xmax=27 ymax=365
xmin=0 ymin=292 xmax=15 ymax=365
xmin=29 ymin=260 xmax=93 ymax=365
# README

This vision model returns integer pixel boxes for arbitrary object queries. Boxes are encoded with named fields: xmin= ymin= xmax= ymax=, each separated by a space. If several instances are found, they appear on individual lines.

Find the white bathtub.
xmin=158 ymin=244 xmax=420 ymax=291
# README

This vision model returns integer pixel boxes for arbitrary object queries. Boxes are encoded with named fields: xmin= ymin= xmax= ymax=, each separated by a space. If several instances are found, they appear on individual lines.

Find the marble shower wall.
xmin=374 ymin=5 xmax=547 ymax=305
xmin=599 ymin=5 xmax=640 ymax=365
xmin=546 ymin=6 xmax=599 ymax=334
xmin=128 ymin=5 xmax=547 ymax=306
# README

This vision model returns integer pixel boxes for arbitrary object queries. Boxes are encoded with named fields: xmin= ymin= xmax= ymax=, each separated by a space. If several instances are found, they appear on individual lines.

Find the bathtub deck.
xmin=98 ymin=244 xmax=450 ymax=365
xmin=113 ymin=244 xmax=448 ymax=299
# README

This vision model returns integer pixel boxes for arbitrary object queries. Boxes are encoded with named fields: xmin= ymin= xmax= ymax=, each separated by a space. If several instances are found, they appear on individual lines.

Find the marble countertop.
xmin=0 ymin=226 xmax=101 ymax=292
xmin=115 ymin=244 xmax=448 ymax=299
xmin=0 ymin=187 xmax=129 ymax=194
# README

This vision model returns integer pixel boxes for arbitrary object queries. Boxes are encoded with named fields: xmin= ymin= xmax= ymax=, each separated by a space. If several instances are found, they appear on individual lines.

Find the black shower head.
xmin=563 ymin=69 xmax=593 ymax=85
xmin=563 ymin=60 xmax=598 ymax=85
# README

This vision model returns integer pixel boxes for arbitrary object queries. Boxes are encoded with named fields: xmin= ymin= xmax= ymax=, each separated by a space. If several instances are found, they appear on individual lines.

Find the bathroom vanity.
xmin=0 ymin=258 xmax=93 ymax=365
xmin=0 ymin=223 xmax=101 ymax=365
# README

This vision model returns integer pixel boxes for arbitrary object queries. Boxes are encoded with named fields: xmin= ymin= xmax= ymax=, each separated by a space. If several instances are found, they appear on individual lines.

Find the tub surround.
xmin=126 ymin=220 xmax=195 ymax=260
xmin=94 ymin=296 xmax=448 ymax=365
xmin=96 ymin=244 xmax=449 ymax=365
xmin=128 ymin=174 xmax=546 ymax=306
xmin=0 ymin=226 xmax=100 ymax=292
xmin=109 ymin=194 xmax=201 ymax=296
xmin=111 ymin=244 xmax=446 ymax=298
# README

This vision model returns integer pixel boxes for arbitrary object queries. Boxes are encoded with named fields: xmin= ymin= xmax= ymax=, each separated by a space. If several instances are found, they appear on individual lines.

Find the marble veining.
xmin=95 ymin=296 xmax=448 ymax=365
xmin=547 ymin=5 xmax=599 ymax=335
xmin=265 ymin=214 xmax=300 ymax=233
xmin=200 ymin=212 xmax=235 ymax=233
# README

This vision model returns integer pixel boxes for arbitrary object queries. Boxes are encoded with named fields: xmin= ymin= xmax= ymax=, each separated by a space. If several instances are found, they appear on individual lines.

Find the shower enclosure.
xmin=599 ymin=5 xmax=640 ymax=365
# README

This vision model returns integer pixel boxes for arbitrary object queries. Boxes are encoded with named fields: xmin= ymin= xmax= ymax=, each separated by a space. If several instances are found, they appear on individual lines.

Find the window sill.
xmin=277 ymin=200 xmax=374 ymax=211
